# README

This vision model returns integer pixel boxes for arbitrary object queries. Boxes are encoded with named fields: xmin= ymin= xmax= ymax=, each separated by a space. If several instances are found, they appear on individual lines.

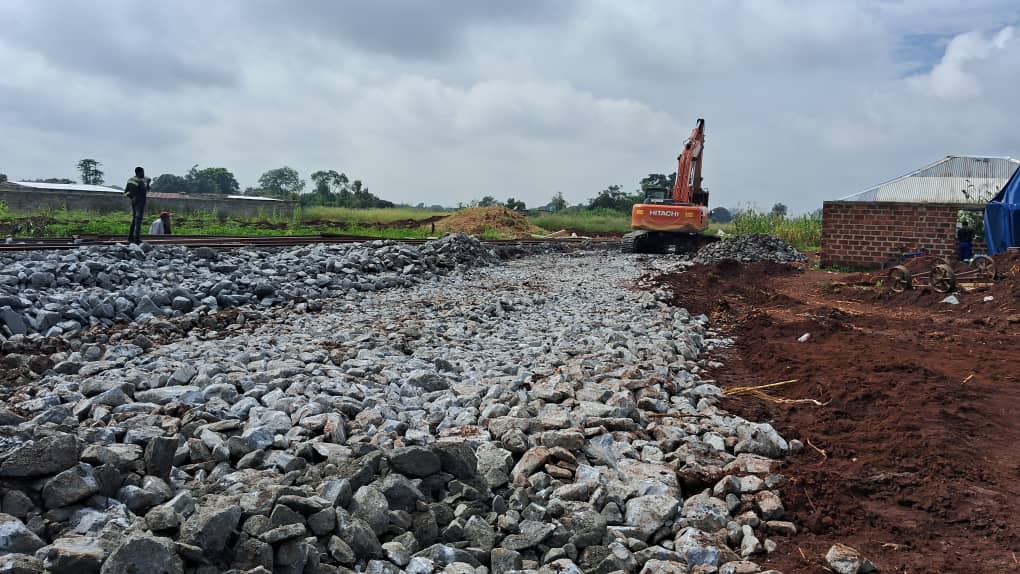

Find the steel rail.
xmin=0 ymin=234 xmax=615 ymax=252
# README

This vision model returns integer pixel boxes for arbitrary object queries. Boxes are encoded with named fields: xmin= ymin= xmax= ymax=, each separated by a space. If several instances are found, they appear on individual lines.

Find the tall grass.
xmin=530 ymin=208 xmax=631 ymax=235
xmin=732 ymin=211 xmax=821 ymax=250
xmin=299 ymin=206 xmax=447 ymax=224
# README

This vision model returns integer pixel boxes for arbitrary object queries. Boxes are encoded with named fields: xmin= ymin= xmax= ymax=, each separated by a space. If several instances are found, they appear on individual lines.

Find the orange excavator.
xmin=622 ymin=118 xmax=715 ymax=253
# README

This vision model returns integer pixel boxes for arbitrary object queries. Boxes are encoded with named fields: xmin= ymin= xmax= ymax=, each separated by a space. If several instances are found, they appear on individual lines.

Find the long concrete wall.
xmin=0 ymin=186 xmax=295 ymax=218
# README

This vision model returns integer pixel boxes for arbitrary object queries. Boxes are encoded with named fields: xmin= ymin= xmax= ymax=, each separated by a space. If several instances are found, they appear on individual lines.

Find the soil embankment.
xmin=653 ymin=256 xmax=1020 ymax=573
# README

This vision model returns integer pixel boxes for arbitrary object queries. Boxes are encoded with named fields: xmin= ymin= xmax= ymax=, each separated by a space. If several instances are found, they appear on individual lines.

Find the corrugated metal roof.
xmin=839 ymin=155 xmax=1020 ymax=204
xmin=10 ymin=181 xmax=122 ymax=193
xmin=226 ymin=194 xmax=284 ymax=202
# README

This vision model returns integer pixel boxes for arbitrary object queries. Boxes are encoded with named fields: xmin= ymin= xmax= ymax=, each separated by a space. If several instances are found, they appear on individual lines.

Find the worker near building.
xmin=124 ymin=166 xmax=150 ymax=244
xmin=149 ymin=211 xmax=172 ymax=235
xmin=957 ymin=220 xmax=975 ymax=261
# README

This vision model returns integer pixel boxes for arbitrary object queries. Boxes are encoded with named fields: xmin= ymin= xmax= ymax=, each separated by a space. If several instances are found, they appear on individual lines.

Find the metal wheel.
xmin=929 ymin=263 xmax=956 ymax=293
xmin=887 ymin=265 xmax=912 ymax=293
xmin=971 ymin=254 xmax=996 ymax=279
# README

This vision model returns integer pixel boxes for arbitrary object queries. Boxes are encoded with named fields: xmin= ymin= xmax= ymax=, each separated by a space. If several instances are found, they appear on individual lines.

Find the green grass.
xmin=299 ymin=206 xmax=447 ymax=224
xmin=0 ymin=205 xmax=443 ymax=239
xmin=529 ymin=208 xmax=631 ymax=235
xmin=731 ymin=211 xmax=821 ymax=251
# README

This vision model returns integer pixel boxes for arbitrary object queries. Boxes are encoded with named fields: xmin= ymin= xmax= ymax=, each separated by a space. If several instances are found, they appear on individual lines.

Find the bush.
xmin=732 ymin=210 xmax=821 ymax=251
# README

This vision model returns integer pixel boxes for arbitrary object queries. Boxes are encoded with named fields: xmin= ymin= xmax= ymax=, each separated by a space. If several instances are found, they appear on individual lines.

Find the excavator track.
xmin=622 ymin=230 xmax=716 ymax=255
xmin=621 ymin=234 xmax=636 ymax=254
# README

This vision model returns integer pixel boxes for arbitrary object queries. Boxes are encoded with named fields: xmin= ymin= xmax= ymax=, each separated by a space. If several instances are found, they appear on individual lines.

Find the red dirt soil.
xmin=653 ymin=257 xmax=1020 ymax=573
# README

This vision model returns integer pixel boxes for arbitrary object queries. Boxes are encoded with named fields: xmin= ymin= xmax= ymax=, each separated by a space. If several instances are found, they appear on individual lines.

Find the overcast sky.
xmin=2 ymin=1 xmax=1018 ymax=213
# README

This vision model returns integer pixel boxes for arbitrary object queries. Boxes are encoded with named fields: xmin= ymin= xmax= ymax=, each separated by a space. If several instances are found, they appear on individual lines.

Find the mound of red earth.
xmin=651 ymin=258 xmax=1020 ymax=573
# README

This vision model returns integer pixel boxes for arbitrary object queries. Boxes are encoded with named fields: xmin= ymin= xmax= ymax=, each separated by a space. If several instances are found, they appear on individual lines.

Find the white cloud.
xmin=0 ymin=1 xmax=1018 ymax=213
xmin=909 ymin=26 xmax=1015 ymax=99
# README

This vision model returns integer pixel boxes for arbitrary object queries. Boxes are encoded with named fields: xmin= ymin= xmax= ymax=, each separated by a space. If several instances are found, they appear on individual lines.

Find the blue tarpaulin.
xmin=985 ymin=166 xmax=1020 ymax=255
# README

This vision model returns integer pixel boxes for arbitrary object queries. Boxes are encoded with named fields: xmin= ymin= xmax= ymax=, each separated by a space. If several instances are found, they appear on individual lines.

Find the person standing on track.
xmin=124 ymin=166 xmax=150 ymax=244
xmin=957 ymin=220 xmax=975 ymax=261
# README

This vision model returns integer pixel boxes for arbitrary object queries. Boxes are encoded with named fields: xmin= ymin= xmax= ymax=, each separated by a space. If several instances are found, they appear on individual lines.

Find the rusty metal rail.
xmin=0 ymin=234 xmax=616 ymax=252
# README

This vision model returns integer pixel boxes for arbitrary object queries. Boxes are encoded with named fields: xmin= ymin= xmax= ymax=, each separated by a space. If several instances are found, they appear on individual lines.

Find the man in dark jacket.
xmin=957 ymin=220 xmax=975 ymax=261
xmin=124 ymin=167 xmax=150 ymax=244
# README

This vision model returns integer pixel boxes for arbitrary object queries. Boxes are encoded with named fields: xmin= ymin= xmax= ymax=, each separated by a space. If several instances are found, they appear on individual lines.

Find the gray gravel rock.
xmin=179 ymin=503 xmax=242 ymax=553
xmin=0 ymin=513 xmax=46 ymax=554
xmin=387 ymin=446 xmax=441 ymax=478
xmin=38 ymin=536 xmax=108 ymax=573
xmin=0 ymin=433 xmax=81 ymax=477
xmin=42 ymin=463 xmax=100 ymax=508
xmin=689 ymin=234 xmax=806 ymax=264
xmin=0 ymin=248 xmax=797 ymax=572
xmin=99 ymin=535 xmax=183 ymax=574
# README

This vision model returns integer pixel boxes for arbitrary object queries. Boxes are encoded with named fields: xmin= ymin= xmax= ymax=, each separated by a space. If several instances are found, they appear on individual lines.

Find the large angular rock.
xmin=100 ymin=535 xmax=183 ymax=574
xmin=561 ymin=508 xmax=607 ymax=548
xmin=432 ymin=442 xmax=478 ymax=481
xmin=734 ymin=423 xmax=789 ymax=458
xmin=39 ymin=536 xmax=107 ymax=573
xmin=475 ymin=443 xmax=513 ymax=489
xmin=682 ymin=493 xmax=731 ymax=532
xmin=509 ymin=446 xmax=549 ymax=485
xmin=378 ymin=474 xmax=424 ymax=512
xmin=0 ymin=433 xmax=81 ymax=477
xmin=387 ymin=446 xmax=441 ymax=478
xmin=335 ymin=508 xmax=383 ymax=559
xmin=0 ymin=513 xmax=45 ymax=554
xmin=825 ymin=543 xmax=878 ymax=574
xmin=350 ymin=485 xmax=389 ymax=535
xmin=412 ymin=544 xmax=482 ymax=568
xmin=179 ymin=503 xmax=242 ymax=553
xmin=144 ymin=436 xmax=178 ymax=479
xmin=625 ymin=494 xmax=680 ymax=539
xmin=500 ymin=520 xmax=555 ymax=550
xmin=43 ymin=463 xmax=100 ymax=509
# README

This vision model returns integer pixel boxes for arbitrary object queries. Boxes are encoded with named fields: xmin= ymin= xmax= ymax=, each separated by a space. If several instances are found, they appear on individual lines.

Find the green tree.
xmin=588 ymin=185 xmax=641 ymax=213
xmin=309 ymin=170 xmax=350 ymax=203
xmin=478 ymin=196 xmax=499 ymax=207
xmin=0 ymin=173 xmax=7 ymax=183
xmin=550 ymin=191 xmax=567 ymax=212
xmin=76 ymin=158 xmax=104 ymax=185
xmin=186 ymin=165 xmax=239 ymax=195
xmin=770 ymin=202 xmax=788 ymax=217
xmin=257 ymin=166 xmax=305 ymax=199
xmin=709 ymin=207 xmax=733 ymax=223
xmin=505 ymin=198 xmax=526 ymax=211
xmin=151 ymin=173 xmax=191 ymax=195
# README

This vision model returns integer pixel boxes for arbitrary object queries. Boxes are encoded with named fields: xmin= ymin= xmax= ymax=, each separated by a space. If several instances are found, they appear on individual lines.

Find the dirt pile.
xmin=651 ymin=260 xmax=1020 ymax=574
xmin=435 ymin=206 xmax=543 ymax=239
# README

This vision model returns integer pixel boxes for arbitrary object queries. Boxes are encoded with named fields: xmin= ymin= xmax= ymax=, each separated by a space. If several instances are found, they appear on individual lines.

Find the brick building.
xmin=821 ymin=156 xmax=1019 ymax=269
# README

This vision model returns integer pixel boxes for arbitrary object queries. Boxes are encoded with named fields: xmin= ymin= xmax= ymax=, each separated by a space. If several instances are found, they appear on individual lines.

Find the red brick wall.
xmin=820 ymin=201 xmax=986 ymax=269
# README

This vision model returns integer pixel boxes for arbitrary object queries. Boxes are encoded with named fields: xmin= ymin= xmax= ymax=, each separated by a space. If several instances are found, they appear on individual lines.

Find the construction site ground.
xmin=652 ymin=254 xmax=1020 ymax=573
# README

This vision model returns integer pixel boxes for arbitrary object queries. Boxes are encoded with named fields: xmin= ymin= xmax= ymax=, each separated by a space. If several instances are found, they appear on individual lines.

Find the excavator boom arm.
xmin=672 ymin=118 xmax=705 ymax=204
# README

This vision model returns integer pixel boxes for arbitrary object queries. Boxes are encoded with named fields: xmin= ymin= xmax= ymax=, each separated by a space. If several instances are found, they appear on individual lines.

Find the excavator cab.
xmin=642 ymin=186 xmax=672 ymax=204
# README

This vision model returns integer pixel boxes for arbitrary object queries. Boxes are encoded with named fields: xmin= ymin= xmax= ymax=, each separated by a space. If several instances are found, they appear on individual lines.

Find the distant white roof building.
xmin=7 ymin=182 xmax=283 ymax=202
xmin=838 ymin=156 xmax=1020 ymax=204
xmin=10 ymin=181 xmax=122 ymax=193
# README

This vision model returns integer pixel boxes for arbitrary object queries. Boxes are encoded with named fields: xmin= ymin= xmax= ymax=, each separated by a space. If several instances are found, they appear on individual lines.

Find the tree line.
xmin=7 ymin=159 xmax=393 ymax=209
xmin=531 ymin=172 xmax=795 ymax=222
xmin=7 ymin=159 xmax=800 ymax=218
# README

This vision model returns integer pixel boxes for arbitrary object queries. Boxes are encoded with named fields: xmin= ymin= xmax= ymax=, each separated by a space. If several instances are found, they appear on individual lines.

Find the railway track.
xmin=0 ymin=234 xmax=616 ymax=252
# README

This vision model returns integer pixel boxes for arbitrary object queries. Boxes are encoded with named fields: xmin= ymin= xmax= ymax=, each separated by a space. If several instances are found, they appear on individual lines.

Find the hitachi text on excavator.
xmin=622 ymin=118 xmax=717 ymax=254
